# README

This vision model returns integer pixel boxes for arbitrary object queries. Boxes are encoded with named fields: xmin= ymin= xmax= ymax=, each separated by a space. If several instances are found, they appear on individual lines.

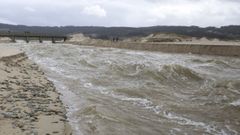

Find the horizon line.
xmin=0 ymin=23 xmax=240 ymax=28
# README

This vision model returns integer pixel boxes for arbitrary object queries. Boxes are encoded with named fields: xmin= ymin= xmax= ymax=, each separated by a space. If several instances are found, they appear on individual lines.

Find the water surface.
xmin=6 ymin=42 xmax=240 ymax=135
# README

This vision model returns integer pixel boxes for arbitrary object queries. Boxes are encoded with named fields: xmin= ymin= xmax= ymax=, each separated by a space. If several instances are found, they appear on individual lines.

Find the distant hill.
xmin=0 ymin=23 xmax=240 ymax=40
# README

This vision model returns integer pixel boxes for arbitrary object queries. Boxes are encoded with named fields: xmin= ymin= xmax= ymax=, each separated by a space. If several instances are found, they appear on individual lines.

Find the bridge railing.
xmin=0 ymin=31 xmax=69 ymax=43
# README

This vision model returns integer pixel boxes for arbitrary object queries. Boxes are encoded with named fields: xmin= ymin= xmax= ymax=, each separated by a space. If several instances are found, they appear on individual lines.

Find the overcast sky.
xmin=0 ymin=0 xmax=239 ymax=27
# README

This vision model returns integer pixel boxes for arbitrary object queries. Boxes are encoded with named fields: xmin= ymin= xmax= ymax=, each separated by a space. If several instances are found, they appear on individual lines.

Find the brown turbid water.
xmin=6 ymin=42 xmax=240 ymax=135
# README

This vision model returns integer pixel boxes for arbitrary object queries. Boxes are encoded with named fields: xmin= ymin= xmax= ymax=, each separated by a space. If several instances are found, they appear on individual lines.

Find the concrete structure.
xmin=0 ymin=32 xmax=68 ymax=43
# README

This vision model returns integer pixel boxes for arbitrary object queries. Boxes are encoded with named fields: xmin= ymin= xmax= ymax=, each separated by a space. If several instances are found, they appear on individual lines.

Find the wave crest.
xmin=109 ymin=63 xmax=203 ymax=85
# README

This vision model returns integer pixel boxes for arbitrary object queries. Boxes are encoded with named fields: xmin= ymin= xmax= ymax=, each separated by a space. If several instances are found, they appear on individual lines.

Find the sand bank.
xmin=67 ymin=34 xmax=240 ymax=57
xmin=0 ymin=37 xmax=11 ymax=43
xmin=0 ymin=46 xmax=72 ymax=135
xmin=68 ymin=41 xmax=240 ymax=57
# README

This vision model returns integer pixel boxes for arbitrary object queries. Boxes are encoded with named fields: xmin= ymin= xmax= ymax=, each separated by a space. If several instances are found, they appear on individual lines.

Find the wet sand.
xmin=0 ymin=46 xmax=72 ymax=135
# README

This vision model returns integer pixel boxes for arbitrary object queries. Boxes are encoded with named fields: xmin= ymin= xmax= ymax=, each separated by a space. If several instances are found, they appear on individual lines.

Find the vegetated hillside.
xmin=0 ymin=23 xmax=240 ymax=40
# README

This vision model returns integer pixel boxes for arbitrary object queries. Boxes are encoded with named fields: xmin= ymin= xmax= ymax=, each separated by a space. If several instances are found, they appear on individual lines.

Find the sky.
xmin=0 ymin=0 xmax=239 ymax=27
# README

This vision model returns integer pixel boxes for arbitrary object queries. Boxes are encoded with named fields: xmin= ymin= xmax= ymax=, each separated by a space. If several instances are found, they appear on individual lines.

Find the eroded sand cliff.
xmin=0 ymin=46 xmax=71 ymax=135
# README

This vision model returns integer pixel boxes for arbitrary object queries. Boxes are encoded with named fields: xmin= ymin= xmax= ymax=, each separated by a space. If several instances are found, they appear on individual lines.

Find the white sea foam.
xmin=84 ymin=83 xmax=93 ymax=88
xmin=230 ymin=99 xmax=240 ymax=107
xmin=100 ymin=91 xmax=162 ymax=114
xmin=49 ymin=78 xmax=84 ymax=135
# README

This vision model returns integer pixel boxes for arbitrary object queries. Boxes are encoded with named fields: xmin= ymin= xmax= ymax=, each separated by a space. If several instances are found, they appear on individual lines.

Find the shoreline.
xmin=67 ymin=41 xmax=240 ymax=57
xmin=0 ymin=46 xmax=72 ymax=135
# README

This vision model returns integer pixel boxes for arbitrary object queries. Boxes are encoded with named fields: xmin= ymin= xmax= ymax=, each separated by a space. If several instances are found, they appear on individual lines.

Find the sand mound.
xmin=68 ymin=33 xmax=112 ymax=45
xmin=144 ymin=33 xmax=191 ymax=42
xmin=123 ymin=33 xmax=192 ymax=43
xmin=68 ymin=33 xmax=91 ymax=42
xmin=0 ymin=37 xmax=11 ymax=43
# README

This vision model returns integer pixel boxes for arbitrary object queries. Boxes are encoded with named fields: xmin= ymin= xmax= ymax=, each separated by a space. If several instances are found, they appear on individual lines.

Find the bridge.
xmin=0 ymin=31 xmax=68 ymax=43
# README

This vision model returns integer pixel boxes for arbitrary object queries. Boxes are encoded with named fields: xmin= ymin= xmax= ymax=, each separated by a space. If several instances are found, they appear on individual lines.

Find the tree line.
xmin=0 ymin=23 xmax=240 ymax=40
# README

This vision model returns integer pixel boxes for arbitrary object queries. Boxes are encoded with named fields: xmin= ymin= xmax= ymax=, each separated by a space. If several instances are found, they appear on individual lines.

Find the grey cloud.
xmin=0 ymin=0 xmax=239 ymax=27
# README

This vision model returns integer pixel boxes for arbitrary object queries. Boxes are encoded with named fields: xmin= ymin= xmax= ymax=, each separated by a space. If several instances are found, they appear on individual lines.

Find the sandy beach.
xmin=0 ymin=46 xmax=72 ymax=135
